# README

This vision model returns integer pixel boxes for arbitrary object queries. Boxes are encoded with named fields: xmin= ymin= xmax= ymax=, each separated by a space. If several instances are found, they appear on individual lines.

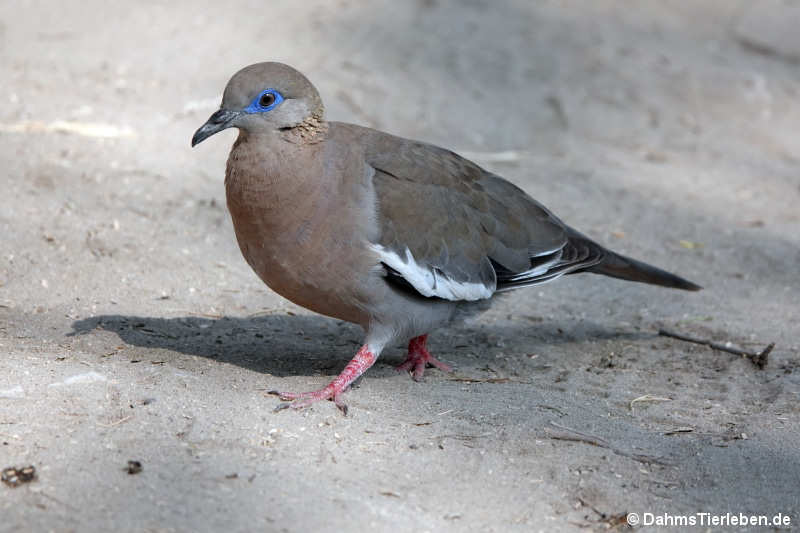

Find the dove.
xmin=192 ymin=62 xmax=700 ymax=413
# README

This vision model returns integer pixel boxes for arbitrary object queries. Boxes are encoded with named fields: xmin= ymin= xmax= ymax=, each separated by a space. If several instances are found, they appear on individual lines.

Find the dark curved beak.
xmin=191 ymin=109 xmax=240 ymax=147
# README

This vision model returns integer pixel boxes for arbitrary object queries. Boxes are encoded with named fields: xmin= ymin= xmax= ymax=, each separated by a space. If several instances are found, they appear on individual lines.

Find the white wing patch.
xmin=506 ymin=248 xmax=562 ymax=281
xmin=372 ymin=244 xmax=495 ymax=301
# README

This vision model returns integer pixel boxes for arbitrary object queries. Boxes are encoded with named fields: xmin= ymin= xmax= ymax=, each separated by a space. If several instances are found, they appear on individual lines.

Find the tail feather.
xmin=585 ymin=250 xmax=702 ymax=291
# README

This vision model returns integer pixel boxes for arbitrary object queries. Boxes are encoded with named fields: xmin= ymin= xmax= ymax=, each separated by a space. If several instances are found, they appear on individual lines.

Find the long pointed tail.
xmin=585 ymin=249 xmax=701 ymax=291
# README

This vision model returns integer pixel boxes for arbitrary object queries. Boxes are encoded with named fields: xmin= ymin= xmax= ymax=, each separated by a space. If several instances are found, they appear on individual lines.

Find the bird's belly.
xmin=229 ymin=207 xmax=373 ymax=327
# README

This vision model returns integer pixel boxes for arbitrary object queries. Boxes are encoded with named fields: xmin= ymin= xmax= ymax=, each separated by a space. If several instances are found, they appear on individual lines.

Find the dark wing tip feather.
xmin=491 ymin=235 xmax=702 ymax=293
xmin=491 ymin=239 xmax=603 ymax=291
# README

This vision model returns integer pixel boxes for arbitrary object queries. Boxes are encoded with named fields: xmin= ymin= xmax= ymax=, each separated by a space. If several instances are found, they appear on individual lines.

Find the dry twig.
xmin=658 ymin=328 xmax=773 ymax=369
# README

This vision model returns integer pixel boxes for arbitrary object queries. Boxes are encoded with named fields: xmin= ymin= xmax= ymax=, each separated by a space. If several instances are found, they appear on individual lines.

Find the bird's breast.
xmin=223 ymin=138 xmax=377 ymax=326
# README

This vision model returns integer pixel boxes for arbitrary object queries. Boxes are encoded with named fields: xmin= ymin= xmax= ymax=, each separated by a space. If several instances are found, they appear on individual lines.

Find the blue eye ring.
xmin=244 ymin=89 xmax=284 ymax=114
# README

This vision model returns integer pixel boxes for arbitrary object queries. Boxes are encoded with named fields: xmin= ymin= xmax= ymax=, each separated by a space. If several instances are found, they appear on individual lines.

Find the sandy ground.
xmin=1 ymin=1 xmax=799 ymax=531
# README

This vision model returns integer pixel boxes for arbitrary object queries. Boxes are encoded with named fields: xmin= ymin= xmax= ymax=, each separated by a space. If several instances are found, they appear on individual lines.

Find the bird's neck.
xmin=225 ymin=130 xmax=326 ymax=215
xmin=280 ymin=111 xmax=328 ymax=144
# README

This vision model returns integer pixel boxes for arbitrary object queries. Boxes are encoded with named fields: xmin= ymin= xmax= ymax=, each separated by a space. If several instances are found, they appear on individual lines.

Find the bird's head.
xmin=191 ymin=62 xmax=323 ymax=146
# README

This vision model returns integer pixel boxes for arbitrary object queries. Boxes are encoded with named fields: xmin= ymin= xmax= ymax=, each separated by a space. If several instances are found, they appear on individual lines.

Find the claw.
xmin=335 ymin=399 xmax=349 ymax=416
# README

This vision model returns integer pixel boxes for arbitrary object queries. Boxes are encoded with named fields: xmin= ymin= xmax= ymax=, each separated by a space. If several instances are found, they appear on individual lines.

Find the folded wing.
xmin=354 ymin=126 xmax=604 ymax=301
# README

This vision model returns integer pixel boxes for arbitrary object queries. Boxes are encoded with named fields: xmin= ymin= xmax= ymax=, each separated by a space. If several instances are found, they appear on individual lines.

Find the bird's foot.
xmin=269 ymin=385 xmax=350 ymax=414
xmin=268 ymin=345 xmax=376 ymax=415
xmin=396 ymin=334 xmax=452 ymax=381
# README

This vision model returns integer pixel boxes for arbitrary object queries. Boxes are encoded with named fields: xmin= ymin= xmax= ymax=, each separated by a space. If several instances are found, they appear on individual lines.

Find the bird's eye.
xmin=259 ymin=92 xmax=276 ymax=108
xmin=243 ymin=89 xmax=284 ymax=114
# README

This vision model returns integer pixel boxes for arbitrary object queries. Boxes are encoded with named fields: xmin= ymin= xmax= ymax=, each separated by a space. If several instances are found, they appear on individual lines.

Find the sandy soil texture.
xmin=1 ymin=1 xmax=799 ymax=531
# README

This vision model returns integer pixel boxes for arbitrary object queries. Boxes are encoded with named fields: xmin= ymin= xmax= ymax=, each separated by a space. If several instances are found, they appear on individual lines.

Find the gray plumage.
xmin=192 ymin=62 xmax=700 ymax=412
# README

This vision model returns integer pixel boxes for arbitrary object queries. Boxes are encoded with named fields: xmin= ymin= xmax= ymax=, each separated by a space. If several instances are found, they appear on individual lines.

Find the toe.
xmin=412 ymin=360 xmax=426 ymax=381
xmin=333 ymin=393 xmax=349 ymax=415
xmin=429 ymin=357 xmax=453 ymax=373
xmin=396 ymin=359 xmax=415 ymax=373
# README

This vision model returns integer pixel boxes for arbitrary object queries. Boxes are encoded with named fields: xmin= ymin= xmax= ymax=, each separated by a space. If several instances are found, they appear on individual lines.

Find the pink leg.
xmin=268 ymin=345 xmax=377 ymax=414
xmin=396 ymin=334 xmax=453 ymax=381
